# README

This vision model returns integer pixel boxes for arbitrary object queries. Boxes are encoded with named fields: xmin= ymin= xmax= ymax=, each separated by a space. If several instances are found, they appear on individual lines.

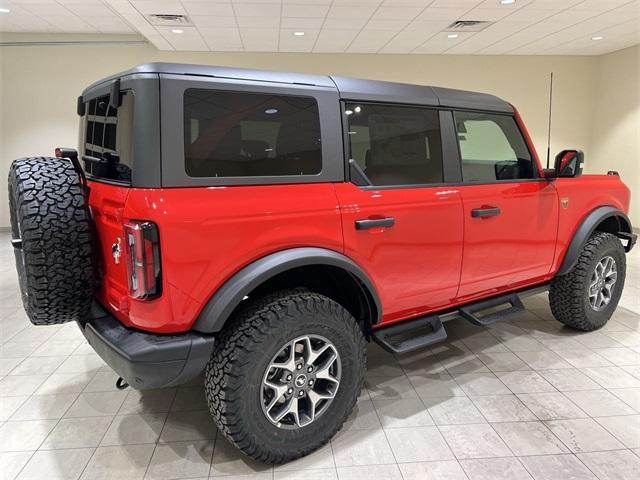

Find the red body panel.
xmin=334 ymin=183 xmax=464 ymax=325
xmin=456 ymin=181 xmax=558 ymax=300
xmin=86 ymin=107 xmax=632 ymax=334
xmin=89 ymin=181 xmax=343 ymax=333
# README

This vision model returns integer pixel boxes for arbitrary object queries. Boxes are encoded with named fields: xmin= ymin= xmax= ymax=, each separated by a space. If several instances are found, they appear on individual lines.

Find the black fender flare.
xmin=557 ymin=206 xmax=633 ymax=275
xmin=192 ymin=247 xmax=382 ymax=333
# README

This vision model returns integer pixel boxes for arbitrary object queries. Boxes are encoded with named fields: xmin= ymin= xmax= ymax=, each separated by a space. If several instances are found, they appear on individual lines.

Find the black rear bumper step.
xmin=458 ymin=292 xmax=525 ymax=326
xmin=372 ymin=315 xmax=447 ymax=354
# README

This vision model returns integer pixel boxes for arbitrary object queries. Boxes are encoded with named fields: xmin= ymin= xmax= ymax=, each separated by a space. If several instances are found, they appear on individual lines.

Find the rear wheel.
xmin=8 ymin=157 xmax=93 ymax=325
xmin=550 ymin=232 xmax=626 ymax=331
xmin=204 ymin=289 xmax=366 ymax=463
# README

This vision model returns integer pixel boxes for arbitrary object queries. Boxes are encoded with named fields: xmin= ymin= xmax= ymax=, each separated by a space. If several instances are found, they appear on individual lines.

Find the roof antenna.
xmin=546 ymin=72 xmax=554 ymax=169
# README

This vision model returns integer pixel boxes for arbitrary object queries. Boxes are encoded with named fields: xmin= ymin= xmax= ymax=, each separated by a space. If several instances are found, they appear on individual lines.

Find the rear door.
xmin=335 ymin=104 xmax=464 ymax=325
xmin=453 ymin=110 xmax=558 ymax=300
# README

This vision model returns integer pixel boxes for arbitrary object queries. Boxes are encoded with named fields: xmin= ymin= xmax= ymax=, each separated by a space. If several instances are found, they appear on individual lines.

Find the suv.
xmin=8 ymin=63 xmax=637 ymax=463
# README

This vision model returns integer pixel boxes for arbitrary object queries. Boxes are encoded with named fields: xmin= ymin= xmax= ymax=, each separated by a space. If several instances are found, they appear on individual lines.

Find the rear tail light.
xmin=123 ymin=221 xmax=161 ymax=299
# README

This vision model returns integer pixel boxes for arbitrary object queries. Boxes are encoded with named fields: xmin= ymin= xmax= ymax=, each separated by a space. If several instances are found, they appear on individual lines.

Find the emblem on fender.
xmin=112 ymin=238 xmax=122 ymax=264
xmin=561 ymin=197 xmax=570 ymax=209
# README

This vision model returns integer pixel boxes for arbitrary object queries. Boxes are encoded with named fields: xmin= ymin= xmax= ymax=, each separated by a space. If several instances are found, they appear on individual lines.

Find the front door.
xmin=335 ymin=102 xmax=464 ymax=325
xmin=453 ymin=110 xmax=559 ymax=300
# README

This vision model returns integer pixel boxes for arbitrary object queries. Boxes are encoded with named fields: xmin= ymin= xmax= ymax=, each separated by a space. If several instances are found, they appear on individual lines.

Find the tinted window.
xmin=455 ymin=111 xmax=534 ymax=182
xmin=184 ymin=89 xmax=322 ymax=178
xmin=346 ymin=103 xmax=443 ymax=186
xmin=82 ymin=91 xmax=134 ymax=183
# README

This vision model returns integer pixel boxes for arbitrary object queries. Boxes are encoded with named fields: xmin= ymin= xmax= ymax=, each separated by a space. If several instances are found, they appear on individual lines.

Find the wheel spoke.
xmin=269 ymin=340 xmax=297 ymax=373
xmin=264 ymin=380 xmax=289 ymax=412
xmin=307 ymin=389 xmax=334 ymax=421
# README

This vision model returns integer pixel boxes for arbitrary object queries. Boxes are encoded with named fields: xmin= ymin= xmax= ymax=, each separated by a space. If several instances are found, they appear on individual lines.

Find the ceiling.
xmin=1 ymin=0 xmax=638 ymax=55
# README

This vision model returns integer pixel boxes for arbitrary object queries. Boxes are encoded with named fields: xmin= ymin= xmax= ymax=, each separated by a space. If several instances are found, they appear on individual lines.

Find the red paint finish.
xmin=88 ymin=180 xmax=343 ymax=333
xmin=456 ymin=181 xmax=559 ymax=300
xmin=334 ymin=183 xmax=464 ymax=325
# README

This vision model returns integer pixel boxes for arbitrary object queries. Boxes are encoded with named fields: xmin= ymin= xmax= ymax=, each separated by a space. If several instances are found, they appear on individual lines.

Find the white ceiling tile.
xmin=370 ymin=6 xmax=423 ymax=20
xmin=313 ymin=28 xmax=358 ymax=52
xmin=282 ymin=3 xmax=329 ymax=18
xmin=327 ymin=5 xmax=377 ymax=19
xmin=381 ymin=0 xmax=432 ymax=5
xmin=279 ymin=28 xmax=319 ymax=52
xmin=236 ymin=16 xmax=279 ymax=27
xmin=130 ymin=1 xmax=185 ymax=15
xmin=322 ymin=16 xmax=367 ymax=29
xmin=527 ymin=0 xmax=584 ymax=10
xmin=20 ymin=2 xmax=70 ymax=15
xmin=63 ymin=4 xmax=117 ymax=17
xmin=461 ymin=7 xmax=514 ymax=21
xmin=239 ymin=27 xmax=279 ymax=51
xmin=156 ymin=25 xmax=208 ymax=50
xmin=191 ymin=15 xmax=237 ymax=28
xmin=416 ymin=7 xmax=471 ymax=22
xmin=347 ymin=28 xmax=397 ymax=53
xmin=280 ymin=17 xmax=324 ymax=29
xmin=366 ymin=19 xmax=409 ymax=30
xmin=181 ymin=1 xmax=234 ymax=16
xmin=199 ymin=26 xmax=243 ymax=51
xmin=234 ymin=2 xmax=280 ymax=18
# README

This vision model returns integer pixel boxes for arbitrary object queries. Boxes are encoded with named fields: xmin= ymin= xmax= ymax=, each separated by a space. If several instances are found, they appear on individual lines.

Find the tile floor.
xmin=1 ymin=231 xmax=639 ymax=480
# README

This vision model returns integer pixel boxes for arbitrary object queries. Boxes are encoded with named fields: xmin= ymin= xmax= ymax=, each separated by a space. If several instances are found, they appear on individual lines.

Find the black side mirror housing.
xmin=553 ymin=149 xmax=584 ymax=178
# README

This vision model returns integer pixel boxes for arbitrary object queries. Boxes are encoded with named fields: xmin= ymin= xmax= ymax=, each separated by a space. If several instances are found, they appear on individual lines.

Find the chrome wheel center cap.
xmin=294 ymin=374 xmax=307 ymax=388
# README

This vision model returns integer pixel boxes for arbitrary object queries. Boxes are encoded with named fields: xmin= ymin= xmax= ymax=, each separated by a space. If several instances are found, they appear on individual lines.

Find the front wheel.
xmin=204 ymin=290 xmax=366 ymax=463
xmin=550 ymin=231 xmax=626 ymax=331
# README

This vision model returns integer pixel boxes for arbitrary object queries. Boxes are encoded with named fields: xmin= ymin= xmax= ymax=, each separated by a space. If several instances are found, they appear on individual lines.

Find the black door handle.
xmin=471 ymin=207 xmax=501 ymax=218
xmin=355 ymin=217 xmax=395 ymax=230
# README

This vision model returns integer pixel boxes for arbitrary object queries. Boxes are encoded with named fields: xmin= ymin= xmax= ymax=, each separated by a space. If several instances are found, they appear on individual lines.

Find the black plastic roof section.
xmin=83 ymin=62 xmax=513 ymax=113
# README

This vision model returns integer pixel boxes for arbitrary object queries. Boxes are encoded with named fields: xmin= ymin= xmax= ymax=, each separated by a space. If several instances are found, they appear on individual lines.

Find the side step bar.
xmin=371 ymin=284 xmax=549 ymax=354
xmin=458 ymin=293 xmax=524 ymax=326
xmin=371 ymin=315 xmax=447 ymax=354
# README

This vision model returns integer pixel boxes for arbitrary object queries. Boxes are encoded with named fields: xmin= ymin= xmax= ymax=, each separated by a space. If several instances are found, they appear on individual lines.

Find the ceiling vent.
xmin=446 ymin=20 xmax=492 ymax=32
xmin=145 ymin=14 xmax=192 ymax=27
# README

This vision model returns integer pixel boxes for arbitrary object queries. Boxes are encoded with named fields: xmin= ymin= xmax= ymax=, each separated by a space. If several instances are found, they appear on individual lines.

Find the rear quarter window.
xmin=81 ymin=91 xmax=134 ymax=183
xmin=183 ymin=89 xmax=322 ymax=178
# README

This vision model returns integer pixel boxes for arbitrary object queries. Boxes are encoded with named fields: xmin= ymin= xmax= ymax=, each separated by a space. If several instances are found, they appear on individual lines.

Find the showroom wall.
xmin=588 ymin=45 xmax=640 ymax=227
xmin=0 ymin=35 xmax=637 ymax=227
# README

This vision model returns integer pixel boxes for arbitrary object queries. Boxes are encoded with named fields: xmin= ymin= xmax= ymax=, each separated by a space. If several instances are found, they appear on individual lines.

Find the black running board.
xmin=371 ymin=315 xmax=447 ymax=354
xmin=458 ymin=292 xmax=525 ymax=326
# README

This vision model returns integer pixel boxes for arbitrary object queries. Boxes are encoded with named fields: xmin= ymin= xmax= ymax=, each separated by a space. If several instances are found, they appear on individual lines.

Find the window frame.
xmin=452 ymin=108 xmax=542 ymax=185
xmin=342 ymin=100 xmax=462 ymax=190
xmin=160 ymin=74 xmax=343 ymax=187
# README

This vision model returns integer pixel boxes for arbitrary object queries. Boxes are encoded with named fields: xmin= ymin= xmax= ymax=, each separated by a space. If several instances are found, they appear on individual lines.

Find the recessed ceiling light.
xmin=591 ymin=35 xmax=604 ymax=41
xmin=0 ymin=8 xmax=11 ymax=13
xmin=293 ymin=31 xmax=305 ymax=36
xmin=447 ymin=33 xmax=459 ymax=39
xmin=171 ymin=29 xmax=184 ymax=34
xmin=500 ymin=0 xmax=516 ymax=5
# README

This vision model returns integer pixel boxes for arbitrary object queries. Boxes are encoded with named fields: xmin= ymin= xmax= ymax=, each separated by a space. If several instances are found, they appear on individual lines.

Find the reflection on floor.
xmin=1 ymin=232 xmax=639 ymax=479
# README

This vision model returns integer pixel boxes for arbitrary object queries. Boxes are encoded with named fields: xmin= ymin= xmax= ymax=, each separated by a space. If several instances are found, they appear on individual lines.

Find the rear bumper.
xmin=77 ymin=302 xmax=215 ymax=389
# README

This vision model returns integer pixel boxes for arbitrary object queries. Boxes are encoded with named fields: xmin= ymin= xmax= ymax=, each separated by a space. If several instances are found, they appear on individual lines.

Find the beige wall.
xmin=587 ymin=45 xmax=640 ymax=226
xmin=0 ymin=36 xmax=635 ymax=228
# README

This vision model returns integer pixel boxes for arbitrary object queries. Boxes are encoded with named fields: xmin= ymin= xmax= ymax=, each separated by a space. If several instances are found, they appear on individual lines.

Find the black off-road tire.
xmin=8 ymin=157 xmax=93 ymax=325
xmin=550 ymin=231 xmax=626 ymax=331
xmin=204 ymin=289 xmax=366 ymax=464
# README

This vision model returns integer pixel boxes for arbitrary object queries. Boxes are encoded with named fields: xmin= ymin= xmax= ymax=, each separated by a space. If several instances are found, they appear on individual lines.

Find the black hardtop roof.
xmin=85 ymin=62 xmax=513 ymax=113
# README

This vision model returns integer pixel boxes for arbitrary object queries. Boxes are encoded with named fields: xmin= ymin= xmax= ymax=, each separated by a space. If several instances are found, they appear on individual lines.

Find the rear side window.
xmin=82 ymin=92 xmax=134 ymax=183
xmin=345 ymin=103 xmax=443 ymax=187
xmin=455 ymin=111 xmax=534 ymax=182
xmin=184 ymin=89 xmax=322 ymax=178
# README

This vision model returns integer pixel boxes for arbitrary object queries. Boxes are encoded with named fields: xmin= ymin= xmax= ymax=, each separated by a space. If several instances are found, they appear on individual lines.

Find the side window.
xmin=345 ymin=103 xmax=443 ymax=186
xmin=184 ymin=89 xmax=322 ymax=178
xmin=454 ymin=111 xmax=534 ymax=182
xmin=82 ymin=92 xmax=134 ymax=183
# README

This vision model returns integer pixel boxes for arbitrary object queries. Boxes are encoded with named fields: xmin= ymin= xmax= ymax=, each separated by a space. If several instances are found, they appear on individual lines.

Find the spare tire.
xmin=8 ymin=157 xmax=94 ymax=325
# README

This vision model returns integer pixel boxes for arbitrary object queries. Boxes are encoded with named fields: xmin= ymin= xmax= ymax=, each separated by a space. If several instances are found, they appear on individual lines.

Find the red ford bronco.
xmin=8 ymin=63 xmax=636 ymax=463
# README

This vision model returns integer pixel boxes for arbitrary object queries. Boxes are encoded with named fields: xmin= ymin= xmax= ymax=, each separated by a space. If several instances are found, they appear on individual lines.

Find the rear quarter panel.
xmin=551 ymin=174 xmax=631 ymax=273
xmin=123 ymin=183 xmax=343 ymax=332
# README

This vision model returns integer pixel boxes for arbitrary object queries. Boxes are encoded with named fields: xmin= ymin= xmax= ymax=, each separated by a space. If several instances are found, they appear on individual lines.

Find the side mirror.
xmin=554 ymin=149 xmax=584 ymax=178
